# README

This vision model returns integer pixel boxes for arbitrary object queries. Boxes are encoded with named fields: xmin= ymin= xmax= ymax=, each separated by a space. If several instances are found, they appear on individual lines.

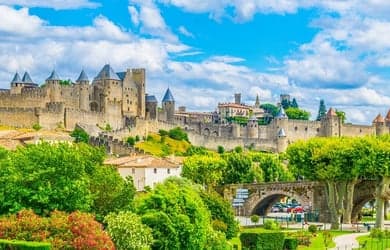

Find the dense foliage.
xmin=0 ymin=209 xmax=114 ymax=249
xmin=136 ymin=177 xmax=230 ymax=249
xmin=287 ymin=136 xmax=390 ymax=229
xmin=285 ymin=107 xmax=310 ymax=120
xmin=70 ymin=127 xmax=89 ymax=143
xmin=0 ymin=142 xmax=134 ymax=219
xmin=240 ymin=232 xmax=285 ymax=250
xmin=105 ymin=211 xmax=153 ymax=250
xmin=260 ymin=103 xmax=279 ymax=117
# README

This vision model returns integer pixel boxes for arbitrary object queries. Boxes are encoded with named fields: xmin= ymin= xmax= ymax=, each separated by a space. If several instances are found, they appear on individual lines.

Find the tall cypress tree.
xmin=316 ymin=99 xmax=327 ymax=121
xmin=291 ymin=98 xmax=299 ymax=108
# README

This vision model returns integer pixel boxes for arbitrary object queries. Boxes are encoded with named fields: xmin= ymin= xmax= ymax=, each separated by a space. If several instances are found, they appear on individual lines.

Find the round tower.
xmin=46 ymin=70 xmax=61 ymax=102
xmin=276 ymin=128 xmax=288 ymax=153
xmin=162 ymin=88 xmax=175 ymax=123
xmin=145 ymin=94 xmax=158 ymax=120
xmin=373 ymin=114 xmax=386 ymax=136
xmin=76 ymin=70 xmax=90 ymax=111
xmin=247 ymin=115 xmax=259 ymax=139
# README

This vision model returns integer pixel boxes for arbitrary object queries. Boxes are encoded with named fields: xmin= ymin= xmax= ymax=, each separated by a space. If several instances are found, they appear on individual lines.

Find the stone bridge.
xmin=223 ymin=180 xmax=377 ymax=222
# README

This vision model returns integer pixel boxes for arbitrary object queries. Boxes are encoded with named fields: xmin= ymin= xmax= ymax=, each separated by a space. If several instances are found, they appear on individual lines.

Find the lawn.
xmin=228 ymin=228 xmax=352 ymax=250
xmin=357 ymin=235 xmax=390 ymax=250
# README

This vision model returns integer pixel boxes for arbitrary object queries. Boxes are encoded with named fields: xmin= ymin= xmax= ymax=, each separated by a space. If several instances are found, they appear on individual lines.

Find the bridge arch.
xmin=247 ymin=190 xmax=310 ymax=216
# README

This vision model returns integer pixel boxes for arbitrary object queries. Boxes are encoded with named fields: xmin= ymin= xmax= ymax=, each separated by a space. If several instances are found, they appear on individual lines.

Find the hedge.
xmin=283 ymin=238 xmax=298 ymax=250
xmin=0 ymin=239 xmax=51 ymax=250
xmin=240 ymin=232 xmax=285 ymax=250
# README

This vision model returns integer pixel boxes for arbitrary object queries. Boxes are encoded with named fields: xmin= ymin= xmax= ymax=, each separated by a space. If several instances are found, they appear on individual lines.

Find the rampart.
xmin=0 ymin=107 xmax=39 ymax=127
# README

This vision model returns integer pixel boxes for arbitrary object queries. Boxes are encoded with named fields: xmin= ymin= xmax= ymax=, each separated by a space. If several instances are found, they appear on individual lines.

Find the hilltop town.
xmin=0 ymin=65 xmax=389 ymax=153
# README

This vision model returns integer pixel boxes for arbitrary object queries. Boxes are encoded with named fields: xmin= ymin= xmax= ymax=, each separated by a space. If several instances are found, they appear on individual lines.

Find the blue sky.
xmin=0 ymin=0 xmax=390 ymax=124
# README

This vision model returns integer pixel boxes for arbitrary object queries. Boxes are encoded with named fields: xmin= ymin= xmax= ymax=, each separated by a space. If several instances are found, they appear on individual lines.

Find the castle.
xmin=1 ymin=65 xmax=390 ymax=153
xmin=0 ymin=64 xmax=173 ymax=131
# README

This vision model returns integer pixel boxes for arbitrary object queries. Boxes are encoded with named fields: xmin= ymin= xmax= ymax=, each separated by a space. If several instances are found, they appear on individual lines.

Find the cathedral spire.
xmin=255 ymin=94 xmax=260 ymax=107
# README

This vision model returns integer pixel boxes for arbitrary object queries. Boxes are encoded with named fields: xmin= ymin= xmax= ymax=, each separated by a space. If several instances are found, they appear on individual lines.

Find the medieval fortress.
xmin=1 ymin=65 xmax=389 ymax=152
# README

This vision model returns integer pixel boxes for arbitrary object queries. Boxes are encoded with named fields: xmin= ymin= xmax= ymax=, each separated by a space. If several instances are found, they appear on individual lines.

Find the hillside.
xmin=135 ymin=133 xmax=191 ymax=157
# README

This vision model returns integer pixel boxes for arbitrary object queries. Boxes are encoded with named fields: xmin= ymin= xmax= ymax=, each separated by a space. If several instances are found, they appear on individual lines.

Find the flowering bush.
xmin=0 ymin=209 xmax=114 ymax=250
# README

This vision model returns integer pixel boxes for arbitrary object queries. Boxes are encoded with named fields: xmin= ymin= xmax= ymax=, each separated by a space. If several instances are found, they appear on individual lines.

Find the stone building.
xmin=0 ymin=64 xmax=147 ymax=130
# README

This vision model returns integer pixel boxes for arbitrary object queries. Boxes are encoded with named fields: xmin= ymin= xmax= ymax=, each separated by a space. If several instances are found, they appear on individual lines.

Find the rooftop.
xmin=162 ymin=88 xmax=175 ymax=102
xmin=94 ymin=64 xmax=120 ymax=80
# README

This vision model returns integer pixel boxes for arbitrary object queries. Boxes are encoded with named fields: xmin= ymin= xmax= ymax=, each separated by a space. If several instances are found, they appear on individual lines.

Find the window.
xmin=132 ymin=168 xmax=135 ymax=174
xmin=167 ymin=169 xmax=171 ymax=174
xmin=154 ymin=168 xmax=157 ymax=174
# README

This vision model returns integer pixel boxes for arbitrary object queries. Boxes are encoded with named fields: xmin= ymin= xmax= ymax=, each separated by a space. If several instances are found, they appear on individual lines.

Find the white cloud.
xmin=0 ymin=6 xmax=43 ymax=36
xmin=128 ymin=6 xmax=140 ymax=26
xmin=178 ymin=26 xmax=194 ymax=38
xmin=0 ymin=0 xmax=100 ymax=9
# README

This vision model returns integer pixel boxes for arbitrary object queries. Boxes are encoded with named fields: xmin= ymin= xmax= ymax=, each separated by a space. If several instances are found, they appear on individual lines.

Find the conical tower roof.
xmin=22 ymin=72 xmax=34 ymax=83
xmin=146 ymin=95 xmax=158 ymax=103
xmin=385 ymin=110 xmax=390 ymax=121
xmin=95 ymin=64 xmax=120 ymax=80
xmin=277 ymin=128 xmax=286 ymax=137
xmin=276 ymin=106 xmax=287 ymax=119
xmin=46 ymin=70 xmax=60 ymax=81
xmin=76 ymin=70 xmax=89 ymax=82
xmin=255 ymin=94 xmax=260 ymax=107
xmin=326 ymin=108 xmax=337 ymax=117
xmin=373 ymin=114 xmax=385 ymax=123
xmin=162 ymin=88 xmax=175 ymax=102
xmin=11 ymin=72 xmax=22 ymax=84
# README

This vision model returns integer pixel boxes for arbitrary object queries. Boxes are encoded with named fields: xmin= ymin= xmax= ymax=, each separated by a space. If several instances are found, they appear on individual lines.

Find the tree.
xmin=126 ymin=136 xmax=135 ymax=146
xmin=260 ymin=103 xmax=279 ymax=117
xmin=281 ymin=98 xmax=290 ymax=109
xmin=291 ymin=98 xmax=299 ymax=108
xmin=168 ymin=127 xmax=189 ymax=141
xmin=105 ymin=211 xmax=153 ymax=250
xmin=90 ymin=166 xmax=136 ymax=221
xmin=285 ymin=107 xmax=310 ymax=120
xmin=217 ymin=145 xmax=225 ymax=154
xmin=136 ymin=177 xmax=215 ymax=249
xmin=222 ymin=152 xmax=258 ymax=184
xmin=200 ymin=190 xmax=239 ymax=239
xmin=249 ymin=152 xmax=293 ymax=182
xmin=70 ymin=127 xmax=89 ymax=143
xmin=336 ymin=110 xmax=346 ymax=123
xmin=1 ymin=142 xmax=95 ymax=215
xmin=182 ymin=154 xmax=227 ymax=188
xmin=316 ymin=99 xmax=327 ymax=121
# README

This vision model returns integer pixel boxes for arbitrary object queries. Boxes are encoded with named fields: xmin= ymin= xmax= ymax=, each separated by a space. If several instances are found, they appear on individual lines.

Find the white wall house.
xmin=104 ymin=155 xmax=183 ymax=191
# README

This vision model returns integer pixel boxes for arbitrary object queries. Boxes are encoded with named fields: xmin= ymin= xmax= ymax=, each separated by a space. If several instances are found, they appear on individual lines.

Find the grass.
xmin=357 ymin=235 xmax=390 ymax=250
xmin=228 ymin=228 xmax=353 ymax=250
xmin=135 ymin=133 xmax=190 ymax=156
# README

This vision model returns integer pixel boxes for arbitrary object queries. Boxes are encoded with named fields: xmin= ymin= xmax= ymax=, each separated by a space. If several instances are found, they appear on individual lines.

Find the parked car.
xmin=291 ymin=206 xmax=304 ymax=213
xmin=271 ymin=206 xmax=281 ymax=212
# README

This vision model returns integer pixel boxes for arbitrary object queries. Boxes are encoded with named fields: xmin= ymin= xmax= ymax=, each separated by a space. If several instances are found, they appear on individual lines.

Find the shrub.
xmin=126 ymin=137 xmax=135 ymax=146
xmin=158 ymin=129 xmax=169 ymax=136
xmin=212 ymin=220 xmax=228 ymax=233
xmin=308 ymin=224 xmax=318 ymax=234
xmin=168 ymin=127 xmax=188 ymax=141
xmin=70 ymin=127 xmax=89 ymax=143
xmin=0 ymin=209 xmax=114 ymax=250
xmin=135 ymin=135 xmax=140 ymax=142
xmin=240 ymin=232 xmax=285 ymax=250
xmin=283 ymin=238 xmax=298 ymax=250
xmin=32 ymin=123 xmax=42 ymax=131
xmin=204 ymin=230 xmax=230 ymax=250
xmin=250 ymin=215 xmax=260 ymax=224
xmin=217 ymin=145 xmax=225 ymax=154
xmin=234 ymin=146 xmax=243 ymax=153
xmin=0 ymin=239 xmax=51 ymax=249
xmin=105 ymin=211 xmax=153 ymax=250
xmin=263 ymin=220 xmax=279 ymax=230
xmin=105 ymin=124 xmax=112 ymax=131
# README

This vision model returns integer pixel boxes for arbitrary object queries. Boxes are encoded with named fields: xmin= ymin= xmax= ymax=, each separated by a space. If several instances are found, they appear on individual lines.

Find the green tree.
xmin=168 ymin=127 xmax=189 ymax=141
xmin=70 ymin=127 xmax=89 ymax=143
xmin=127 ymin=136 xmax=136 ymax=146
xmin=90 ymin=166 xmax=136 ymax=221
xmin=281 ymin=98 xmax=291 ymax=109
xmin=291 ymin=98 xmax=299 ymax=108
xmin=249 ymin=152 xmax=293 ymax=182
xmin=1 ymin=142 xmax=95 ymax=215
xmin=217 ymin=145 xmax=225 ymax=154
xmin=182 ymin=155 xmax=227 ymax=188
xmin=223 ymin=152 xmax=257 ymax=183
xmin=260 ymin=103 xmax=279 ymax=117
xmin=200 ymin=190 xmax=239 ymax=239
xmin=336 ymin=110 xmax=346 ymax=123
xmin=136 ymin=177 xmax=213 ymax=249
xmin=285 ymin=107 xmax=310 ymax=120
xmin=105 ymin=211 xmax=153 ymax=250
xmin=316 ymin=99 xmax=327 ymax=121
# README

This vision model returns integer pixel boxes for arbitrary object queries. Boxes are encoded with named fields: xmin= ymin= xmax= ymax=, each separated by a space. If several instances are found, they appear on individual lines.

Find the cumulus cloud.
xmin=0 ymin=0 xmax=100 ymax=9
